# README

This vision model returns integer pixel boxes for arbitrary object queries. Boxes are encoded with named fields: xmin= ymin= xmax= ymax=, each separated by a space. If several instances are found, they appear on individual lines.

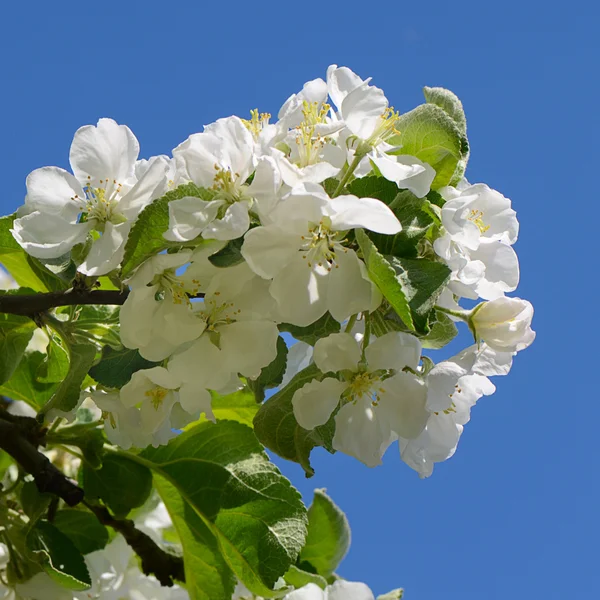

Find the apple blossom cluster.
xmin=8 ymin=64 xmax=535 ymax=480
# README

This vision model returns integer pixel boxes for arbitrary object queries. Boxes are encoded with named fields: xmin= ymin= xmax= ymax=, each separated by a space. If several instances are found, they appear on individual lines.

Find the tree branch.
xmin=84 ymin=501 xmax=185 ymax=587
xmin=0 ymin=289 xmax=129 ymax=317
xmin=0 ymin=413 xmax=84 ymax=506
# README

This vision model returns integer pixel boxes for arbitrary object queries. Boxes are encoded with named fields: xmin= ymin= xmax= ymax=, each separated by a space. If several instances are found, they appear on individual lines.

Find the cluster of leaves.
xmin=0 ymin=86 xmax=467 ymax=599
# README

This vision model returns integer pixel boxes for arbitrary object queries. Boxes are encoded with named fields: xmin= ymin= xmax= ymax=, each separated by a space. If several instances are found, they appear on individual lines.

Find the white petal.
xmin=426 ymin=361 xmax=468 ymax=412
xmin=333 ymin=398 xmax=396 ymax=467
xmin=24 ymin=167 xmax=85 ymax=219
xmin=178 ymin=383 xmax=214 ymax=421
xmin=118 ymin=154 xmax=169 ymax=219
xmin=283 ymin=583 xmax=325 ymax=600
xmin=202 ymin=201 xmax=250 ymax=240
xmin=326 ymin=248 xmax=374 ymax=322
xmin=78 ymin=221 xmax=129 ymax=276
xmin=341 ymin=83 xmax=387 ymax=140
xmin=327 ymin=580 xmax=375 ymax=600
xmin=372 ymin=153 xmax=435 ymax=198
xmin=164 ymin=198 xmax=223 ymax=242
xmin=241 ymin=225 xmax=299 ymax=279
xmin=292 ymin=377 xmax=346 ymax=430
xmin=365 ymin=331 xmax=422 ymax=371
xmin=281 ymin=342 xmax=314 ymax=387
xmin=70 ymin=118 xmax=139 ymax=185
xmin=313 ymin=333 xmax=361 ymax=373
xmin=327 ymin=65 xmax=365 ymax=109
xmin=248 ymin=155 xmax=282 ymax=218
xmin=327 ymin=195 xmax=401 ymax=234
xmin=271 ymin=254 xmax=329 ymax=326
xmin=219 ymin=320 xmax=279 ymax=378
xmin=471 ymin=240 xmax=520 ymax=300
xmin=11 ymin=211 xmax=91 ymax=259
xmin=379 ymin=372 xmax=429 ymax=439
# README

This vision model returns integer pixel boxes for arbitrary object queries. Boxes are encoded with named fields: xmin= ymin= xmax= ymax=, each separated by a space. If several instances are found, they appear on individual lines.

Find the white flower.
xmin=12 ymin=118 xmax=169 ymax=275
xmin=400 ymin=344 xmax=513 ymax=477
xmin=434 ymin=184 xmax=520 ymax=300
xmin=167 ymin=116 xmax=272 ymax=242
xmin=166 ymin=258 xmax=280 ymax=391
xmin=280 ymin=341 xmax=314 ymax=387
xmin=470 ymin=297 xmax=536 ymax=352
xmin=284 ymin=581 xmax=375 ymax=600
xmin=292 ymin=332 xmax=429 ymax=467
xmin=326 ymin=65 xmax=435 ymax=197
xmin=241 ymin=184 xmax=400 ymax=326
xmin=119 ymin=247 xmax=210 ymax=361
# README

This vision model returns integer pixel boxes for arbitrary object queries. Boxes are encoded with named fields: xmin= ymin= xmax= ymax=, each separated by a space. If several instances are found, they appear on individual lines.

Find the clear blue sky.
xmin=1 ymin=2 xmax=598 ymax=598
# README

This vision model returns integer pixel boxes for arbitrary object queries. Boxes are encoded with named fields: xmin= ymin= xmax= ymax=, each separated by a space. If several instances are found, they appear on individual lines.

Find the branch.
xmin=0 ymin=414 xmax=84 ymax=506
xmin=84 ymin=501 xmax=185 ymax=587
xmin=0 ymin=289 xmax=129 ymax=317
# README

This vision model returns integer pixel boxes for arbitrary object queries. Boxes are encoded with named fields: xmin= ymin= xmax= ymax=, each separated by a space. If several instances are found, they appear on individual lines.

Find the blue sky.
xmin=0 ymin=1 xmax=598 ymax=598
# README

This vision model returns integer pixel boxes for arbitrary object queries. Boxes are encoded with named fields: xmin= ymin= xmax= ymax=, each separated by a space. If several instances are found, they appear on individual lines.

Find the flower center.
xmin=467 ymin=209 xmax=490 ymax=234
xmin=347 ymin=372 xmax=385 ymax=407
xmin=366 ymin=106 xmax=401 ymax=147
xmin=241 ymin=108 xmax=271 ymax=140
xmin=293 ymin=100 xmax=332 ymax=167
xmin=73 ymin=177 xmax=127 ymax=230
xmin=211 ymin=164 xmax=252 ymax=208
xmin=299 ymin=218 xmax=347 ymax=271
xmin=153 ymin=269 xmax=200 ymax=306
xmin=144 ymin=386 xmax=169 ymax=410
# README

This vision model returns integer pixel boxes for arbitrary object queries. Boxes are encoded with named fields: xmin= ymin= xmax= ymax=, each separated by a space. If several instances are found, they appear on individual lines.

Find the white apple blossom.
xmin=326 ymin=65 xmax=435 ymax=197
xmin=166 ymin=116 xmax=280 ymax=242
xmin=470 ymin=297 xmax=536 ymax=352
xmin=292 ymin=332 xmax=429 ymax=467
xmin=12 ymin=118 xmax=169 ymax=275
xmin=434 ymin=183 xmax=520 ymax=299
xmin=241 ymin=184 xmax=400 ymax=326
xmin=400 ymin=344 xmax=513 ymax=477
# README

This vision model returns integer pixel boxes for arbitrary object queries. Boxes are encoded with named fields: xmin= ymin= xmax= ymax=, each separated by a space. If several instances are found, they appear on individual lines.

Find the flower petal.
xmin=24 ymin=167 xmax=85 ymax=219
xmin=365 ymin=331 xmax=422 ymax=371
xmin=327 ymin=195 xmax=401 ymax=234
xmin=78 ymin=221 xmax=129 ymax=276
xmin=313 ymin=333 xmax=361 ymax=373
xmin=70 ymin=118 xmax=139 ymax=185
xmin=292 ymin=377 xmax=346 ymax=430
xmin=164 ymin=198 xmax=223 ymax=242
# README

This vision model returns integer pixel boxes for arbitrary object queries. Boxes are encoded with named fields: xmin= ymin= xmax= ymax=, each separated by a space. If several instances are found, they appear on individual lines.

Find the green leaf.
xmin=208 ymin=237 xmax=245 ymax=268
xmin=279 ymin=313 xmax=341 ymax=345
xmin=52 ymin=509 xmax=109 ymax=555
xmin=20 ymin=480 xmax=52 ymax=522
xmin=345 ymin=175 xmax=400 ymax=205
xmin=121 ymin=183 xmax=214 ymax=277
xmin=47 ymin=423 xmax=105 ymax=469
xmin=211 ymin=388 xmax=260 ymax=428
xmin=82 ymin=454 xmax=153 ymax=518
xmin=89 ymin=345 xmax=158 ymax=388
xmin=26 ymin=520 xmax=91 ymax=591
xmin=389 ymin=104 xmax=469 ymax=189
xmin=25 ymin=255 xmax=72 ymax=292
xmin=299 ymin=489 xmax=350 ymax=578
xmin=377 ymin=589 xmax=404 ymax=600
xmin=248 ymin=336 xmax=289 ymax=401
xmin=355 ymin=229 xmax=414 ymax=331
xmin=420 ymin=311 xmax=458 ymax=349
xmin=36 ymin=333 xmax=70 ymax=383
xmin=284 ymin=565 xmax=327 ymax=589
xmin=0 ymin=351 xmax=59 ymax=407
xmin=154 ymin=475 xmax=236 ymax=600
xmin=253 ymin=364 xmax=336 ymax=477
xmin=388 ymin=257 xmax=451 ymax=334
xmin=0 ymin=312 xmax=36 ymax=385
xmin=40 ymin=342 xmax=97 ymax=416
xmin=423 ymin=86 xmax=467 ymax=135
xmin=72 ymin=305 xmax=121 ymax=348
xmin=348 ymin=180 xmax=435 ymax=258
xmin=141 ymin=420 xmax=308 ymax=597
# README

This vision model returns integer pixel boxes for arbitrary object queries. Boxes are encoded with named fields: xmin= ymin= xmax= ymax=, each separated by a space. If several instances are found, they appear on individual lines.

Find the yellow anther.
xmin=145 ymin=387 xmax=168 ymax=410
xmin=468 ymin=209 xmax=490 ymax=233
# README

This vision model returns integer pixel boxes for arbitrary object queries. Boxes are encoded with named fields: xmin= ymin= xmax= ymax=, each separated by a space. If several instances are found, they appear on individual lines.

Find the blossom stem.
xmin=331 ymin=153 xmax=364 ymax=198
xmin=434 ymin=305 xmax=471 ymax=322
xmin=344 ymin=314 xmax=358 ymax=333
